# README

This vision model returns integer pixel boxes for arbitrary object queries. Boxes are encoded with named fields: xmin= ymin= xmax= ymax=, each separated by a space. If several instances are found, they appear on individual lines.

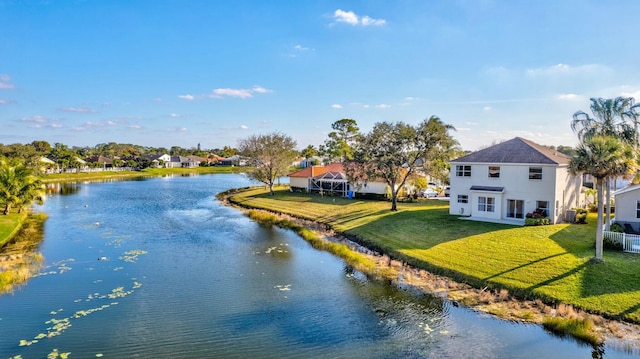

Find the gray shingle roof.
xmin=451 ymin=137 xmax=570 ymax=165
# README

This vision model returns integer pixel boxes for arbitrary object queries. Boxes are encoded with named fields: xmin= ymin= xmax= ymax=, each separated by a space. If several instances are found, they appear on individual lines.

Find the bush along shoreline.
xmin=218 ymin=187 xmax=640 ymax=349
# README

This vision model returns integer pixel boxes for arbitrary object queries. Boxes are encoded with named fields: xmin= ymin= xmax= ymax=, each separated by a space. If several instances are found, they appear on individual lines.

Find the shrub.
xmin=574 ymin=209 xmax=588 ymax=224
xmin=603 ymin=236 xmax=623 ymax=251
xmin=524 ymin=217 xmax=550 ymax=226
xmin=609 ymin=223 xmax=624 ymax=233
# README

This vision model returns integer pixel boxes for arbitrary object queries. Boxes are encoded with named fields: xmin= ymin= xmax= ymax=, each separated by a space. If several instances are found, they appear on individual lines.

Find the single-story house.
xmin=85 ymin=155 xmax=113 ymax=167
xmin=288 ymin=163 xmax=389 ymax=199
xmin=449 ymin=137 xmax=585 ymax=225
xmin=613 ymin=184 xmax=640 ymax=233
xmin=220 ymin=155 xmax=248 ymax=166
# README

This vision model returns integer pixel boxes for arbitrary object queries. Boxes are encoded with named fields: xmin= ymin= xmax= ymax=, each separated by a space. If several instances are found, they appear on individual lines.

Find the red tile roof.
xmin=288 ymin=163 xmax=345 ymax=177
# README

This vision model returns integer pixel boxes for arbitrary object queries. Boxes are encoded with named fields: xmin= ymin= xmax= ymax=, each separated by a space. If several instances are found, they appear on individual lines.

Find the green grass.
xmin=229 ymin=187 xmax=640 ymax=323
xmin=40 ymin=166 xmax=249 ymax=183
xmin=0 ymin=206 xmax=26 ymax=248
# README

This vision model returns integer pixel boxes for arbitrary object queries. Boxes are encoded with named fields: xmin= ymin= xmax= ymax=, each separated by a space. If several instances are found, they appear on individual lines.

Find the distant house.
xmin=613 ymin=184 xmax=640 ymax=233
xmin=166 ymin=156 xmax=198 ymax=168
xmin=288 ymin=163 xmax=388 ymax=199
xmin=187 ymin=155 xmax=207 ymax=166
xmin=220 ymin=155 xmax=248 ymax=166
xmin=85 ymin=155 xmax=113 ymax=168
xmin=142 ymin=154 xmax=172 ymax=168
xmin=449 ymin=137 xmax=585 ymax=225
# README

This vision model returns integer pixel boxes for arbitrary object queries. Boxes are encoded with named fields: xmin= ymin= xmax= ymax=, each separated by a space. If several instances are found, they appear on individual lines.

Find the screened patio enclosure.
xmin=308 ymin=171 xmax=351 ymax=197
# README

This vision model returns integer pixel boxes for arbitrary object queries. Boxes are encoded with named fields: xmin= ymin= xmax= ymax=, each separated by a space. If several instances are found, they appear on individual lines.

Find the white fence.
xmin=603 ymin=231 xmax=640 ymax=254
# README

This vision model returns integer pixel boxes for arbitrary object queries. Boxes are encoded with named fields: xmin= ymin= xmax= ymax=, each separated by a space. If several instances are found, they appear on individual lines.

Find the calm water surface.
xmin=0 ymin=174 xmax=637 ymax=358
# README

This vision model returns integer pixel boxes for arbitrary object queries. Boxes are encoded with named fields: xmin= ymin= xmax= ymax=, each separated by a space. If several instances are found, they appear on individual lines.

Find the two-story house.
xmin=449 ymin=137 xmax=584 ymax=224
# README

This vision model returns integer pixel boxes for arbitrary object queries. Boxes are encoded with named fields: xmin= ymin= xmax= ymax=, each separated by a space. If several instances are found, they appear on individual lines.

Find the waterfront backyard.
xmin=228 ymin=187 xmax=640 ymax=325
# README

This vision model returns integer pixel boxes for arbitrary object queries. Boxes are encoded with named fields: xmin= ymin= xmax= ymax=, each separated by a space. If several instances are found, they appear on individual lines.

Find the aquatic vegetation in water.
xmin=34 ymin=259 xmax=75 ymax=277
xmin=119 ymin=249 xmax=148 ymax=263
xmin=16 ymin=279 xmax=142 ymax=352
xmin=47 ymin=349 xmax=71 ymax=359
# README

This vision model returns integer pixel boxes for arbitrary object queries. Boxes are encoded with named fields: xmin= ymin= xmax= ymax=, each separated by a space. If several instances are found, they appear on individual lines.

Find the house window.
xmin=478 ymin=196 xmax=495 ymax=212
xmin=488 ymin=166 xmax=500 ymax=178
xmin=507 ymin=199 xmax=524 ymax=219
xmin=536 ymin=201 xmax=549 ymax=217
xmin=456 ymin=165 xmax=471 ymax=177
xmin=458 ymin=195 xmax=468 ymax=203
xmin=529 ymin=167 xmax=542 ymax=180
xmin=636 ymin=201 xmax=640 ymax=218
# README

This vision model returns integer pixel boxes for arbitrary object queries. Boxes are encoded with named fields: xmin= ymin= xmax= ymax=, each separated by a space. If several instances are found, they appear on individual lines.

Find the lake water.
xmin=0 ymin=174 xmax=637 ymax=358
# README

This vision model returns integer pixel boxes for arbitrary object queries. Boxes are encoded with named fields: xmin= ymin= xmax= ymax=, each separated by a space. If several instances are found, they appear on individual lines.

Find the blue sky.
xmin=1 ymin=0 xmax=639 ymax=151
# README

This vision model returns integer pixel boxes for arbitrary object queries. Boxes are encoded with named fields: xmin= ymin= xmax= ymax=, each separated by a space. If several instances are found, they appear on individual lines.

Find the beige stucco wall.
xmin=289 ymin=177 xmax=308 ymax=190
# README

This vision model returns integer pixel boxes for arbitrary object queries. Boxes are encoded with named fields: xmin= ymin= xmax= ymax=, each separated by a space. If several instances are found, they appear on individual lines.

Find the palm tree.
xmin=571 ymin=97 xmax=640 ymax=229
xmin=569 ymin=135 xmax=635 ymax=261
xmin=0 ymin=159 xmax=44 ymax=215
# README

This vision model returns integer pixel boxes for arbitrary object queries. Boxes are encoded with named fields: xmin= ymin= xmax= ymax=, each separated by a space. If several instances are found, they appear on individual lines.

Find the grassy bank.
xmin=227 ymin=187 xmax=640 ymax=325
xmin=0 ymin=212 xmax=47 ymax=294
xmin=40 ymin=166 xmax=248 ymax=183
xmin=0 ymin=208 xmax=27 ymax=248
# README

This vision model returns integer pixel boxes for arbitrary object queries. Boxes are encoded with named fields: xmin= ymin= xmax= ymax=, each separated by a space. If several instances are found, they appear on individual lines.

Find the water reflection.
xmin=2 ymin=174 xmax=638 ymax=359
xmin=45 ymin=182 xmax=80 ymax=195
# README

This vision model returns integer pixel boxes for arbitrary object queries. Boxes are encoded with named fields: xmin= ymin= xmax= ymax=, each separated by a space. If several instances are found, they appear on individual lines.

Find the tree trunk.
xmin=3 ymin=203 xmax=10 ymax=215
xmin=605 ymin=177 xmax=611 ymax=231
xmin=595 ymin=177 xmax=604 ymax=262
xmin=269 ymin=182 xmax=274 ymax=196
xmin=390 ymin=182 xmax=398 ymax=211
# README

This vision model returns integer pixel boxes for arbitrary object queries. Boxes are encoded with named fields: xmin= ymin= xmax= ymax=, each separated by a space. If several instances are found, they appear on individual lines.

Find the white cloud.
xmin=169 ymin=113 xmax=180 ymax=118
xmin=209 ymin=86 xmax=272 ymax=99
xmin=251 ymin=86 xmax=271 ymax=94
xmin=525 ymin=63 xmax=610 ymax=78
xmin=59 ymin=106 xmax=97 ymax=113
xmin=0 ymin=99 xmax=15 ymax=105
xmin=557 ymin=93 xmax=582 ymax=101
xmin=483 ymin=106 xmax=492 ymax=111
xmin=178 ymin=94 xmax=195 ymax=101
xmin=333 ymin=9 xmax=385 ymax=26
xmin=21 ymin=115 xmax=63 ymax=129
xmin=240 ymin=125 xmax=249 ymax=129
xmin=375 ymin=104 xmax=391 ymax=109
xmin=361 ymin=16 xmax=386 ymax=26
xmin=21 ymin=115 xmax=49 ymax=123
xmin=168 ymin=127 xmax=188 ymax=133
xmin=465 ymin=121 xmax=480 ymax=126
xmin=620 ymin=88 xmax=640 ymax=100
xmin=331 ymin=104 xmax=343 ymax=109
xmin=0 ymin=74 xmax=14 ymax=89
xmin=129 ymin=125 xmax=142 ymax=129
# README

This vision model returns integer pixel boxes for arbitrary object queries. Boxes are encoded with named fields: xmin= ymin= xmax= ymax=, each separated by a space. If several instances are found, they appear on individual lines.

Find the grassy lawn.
xmin=40 ymin=166 xmax=248 ymax=183
xmin=229 ymin=187 xmax=640 ymax=323
xmin=0 ymin=207 xmax=26 ymax=248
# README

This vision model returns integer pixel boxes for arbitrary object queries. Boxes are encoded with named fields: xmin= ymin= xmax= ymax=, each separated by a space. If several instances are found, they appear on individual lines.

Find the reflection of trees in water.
xmin=45 ymin=183 xmax=80 ymax=195
xmin=0 ymin=213 xmax=46 ymax=294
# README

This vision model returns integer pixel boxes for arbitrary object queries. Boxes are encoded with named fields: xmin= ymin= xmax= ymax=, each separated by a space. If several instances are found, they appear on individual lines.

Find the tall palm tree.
xmin=0 ymin=159 xmax=44 ymax=215
xmin=569 ymin=135 xmax=635 ymax=261
xmin=571 ymin=97 xmax=640 ymax=229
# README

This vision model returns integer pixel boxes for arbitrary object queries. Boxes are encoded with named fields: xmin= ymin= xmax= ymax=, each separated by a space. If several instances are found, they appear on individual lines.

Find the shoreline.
xmin=219 ymin=189 xmax=640 ymax=351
